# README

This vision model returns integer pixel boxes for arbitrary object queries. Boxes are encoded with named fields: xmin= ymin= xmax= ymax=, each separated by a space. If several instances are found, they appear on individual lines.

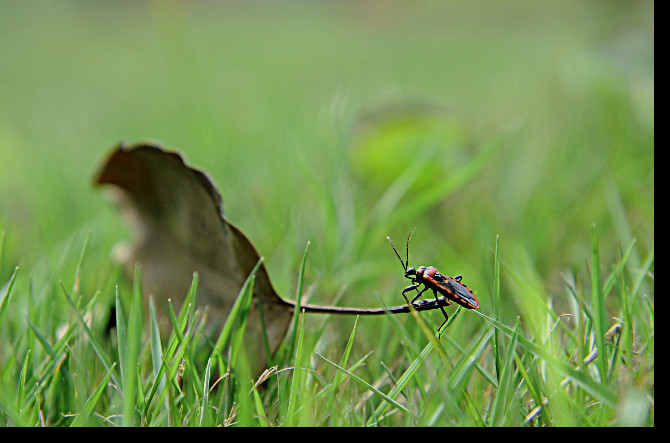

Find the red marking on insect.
xmin=387 ymin=229 xmax=479 ymax=334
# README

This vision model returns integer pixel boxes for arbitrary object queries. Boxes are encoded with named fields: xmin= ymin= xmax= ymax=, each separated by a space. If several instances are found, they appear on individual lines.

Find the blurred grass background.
xmin=0 ymin=0 xmax=653 ymax=426
xmin=1 ymin=0 xmax=653 ymax=302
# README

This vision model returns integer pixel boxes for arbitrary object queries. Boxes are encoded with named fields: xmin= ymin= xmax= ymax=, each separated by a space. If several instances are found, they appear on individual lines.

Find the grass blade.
xmin=59 ymin=281 xmax=120 ymax=389
xmin=493 ymin=234 xmax=502 ymax=380
xmin=590 ymin=224 xmax=609 ymax=384
xmin=448 ymin=325 xmax=495 ymax=392
xmin=199 ymin=358 xmax=212 ymax=427
xmin=123 ymin=262 xmax=145 ymax=426
xmin=488 ymin=318 xmax=520 ymax=426
xmin=148 ymin=296 xmax=164 ymax=378
xmin=70 ymin=229 xmax=90 ymax=297
xmin=0 ymin=266 xmax=19 ymax=332
xmin=326 ymin=315 xmax=359 ymax=424
xmin=70 ymin=362 xmax=117 ymax=427
xmin=115 ymin=286 xmax=127 ymax=386
xmin=368 ymin=308 xmax=463 ymax=425
xmin=285 ymin=310 xmax=306 ymax=427
xmin=17 ymin=350 xmax=30 ymax=414
xmin=251 ymin=383 xmax=269 ymax=427
xmin=474 ymin=310 xmax=617 ymax=407
xmin=228 ymin=275 xmax=255 ymax=370
xmin=212 ymin=258 xmax=263 ymax=360
xmin=284 ymin=241 xmax=310 ymax=361
xmin=316 ymin=352 xmax=409 ymax=415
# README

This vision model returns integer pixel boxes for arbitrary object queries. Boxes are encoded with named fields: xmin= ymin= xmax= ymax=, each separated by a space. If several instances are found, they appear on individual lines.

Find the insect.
xmin=387 ymin=229 xmax=479 ymax=334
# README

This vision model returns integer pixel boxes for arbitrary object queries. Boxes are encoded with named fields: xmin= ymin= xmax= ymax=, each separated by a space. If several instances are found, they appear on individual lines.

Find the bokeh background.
xmin=0 ymin=1 xmax=653 ymax=330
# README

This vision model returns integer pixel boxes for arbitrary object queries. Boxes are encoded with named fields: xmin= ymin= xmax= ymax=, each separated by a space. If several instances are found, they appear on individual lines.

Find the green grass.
xmin=0 ymin=1 xmax=653 ymax=426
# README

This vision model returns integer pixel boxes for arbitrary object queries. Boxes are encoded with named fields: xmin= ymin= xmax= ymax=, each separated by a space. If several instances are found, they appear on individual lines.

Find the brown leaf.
xmin=94 ymin=141 xmax=292 ymax=369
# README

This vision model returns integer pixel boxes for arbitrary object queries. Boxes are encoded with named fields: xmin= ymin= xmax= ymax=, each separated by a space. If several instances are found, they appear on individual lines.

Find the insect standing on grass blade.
xmin=387 ymin=229 xmax=479 ymax=336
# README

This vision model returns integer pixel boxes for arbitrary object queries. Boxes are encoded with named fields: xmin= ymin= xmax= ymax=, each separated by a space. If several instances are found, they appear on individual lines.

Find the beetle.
xmin=387 ymin=229 xmax=479 ymax=334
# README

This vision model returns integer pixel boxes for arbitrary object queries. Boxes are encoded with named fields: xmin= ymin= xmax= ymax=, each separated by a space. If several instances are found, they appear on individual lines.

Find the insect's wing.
xmin=447 ymin=279 xmax=479 ymax=309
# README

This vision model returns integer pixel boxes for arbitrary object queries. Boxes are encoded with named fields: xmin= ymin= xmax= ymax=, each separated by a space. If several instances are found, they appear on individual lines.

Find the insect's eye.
xmin=405 ymin=267 xmax=416 ymax=276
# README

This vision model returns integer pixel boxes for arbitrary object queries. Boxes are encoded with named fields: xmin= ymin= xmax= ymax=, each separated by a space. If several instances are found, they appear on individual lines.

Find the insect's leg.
xmin=432 ymin=288 xmax=450 ymax=338
xmin=437 ymin=307 xmax=449 ymax=338
xmin=402 ymin=284 xmax=420 ymax=294
xmin=453 ymin=275 xmax=463 ymax=282
xmin=410 ymin=286 xmax=429 ymax=304
xmin=401 ymin=283 xmax=420 ymax=303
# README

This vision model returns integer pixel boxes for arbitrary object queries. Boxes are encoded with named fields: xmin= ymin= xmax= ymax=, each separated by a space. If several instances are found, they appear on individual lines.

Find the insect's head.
xmin=387 ymin=227 xmax=417 ymax=275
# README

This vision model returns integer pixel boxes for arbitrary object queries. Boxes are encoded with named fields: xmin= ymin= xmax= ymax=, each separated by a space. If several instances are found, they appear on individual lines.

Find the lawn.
xmin=0 ymin=1 xmax=653 ymax=426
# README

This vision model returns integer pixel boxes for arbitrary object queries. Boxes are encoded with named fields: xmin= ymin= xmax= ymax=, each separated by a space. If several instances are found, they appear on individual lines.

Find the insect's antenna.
xmin=406 ymin=227 xmax=417 ymax=269
xmin=387 ymin=236 xmax=407 ymax=271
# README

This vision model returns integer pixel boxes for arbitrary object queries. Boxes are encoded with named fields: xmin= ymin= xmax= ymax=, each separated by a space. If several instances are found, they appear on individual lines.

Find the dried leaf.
xmin=94 ymin=142 xmax=292 ymax=368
